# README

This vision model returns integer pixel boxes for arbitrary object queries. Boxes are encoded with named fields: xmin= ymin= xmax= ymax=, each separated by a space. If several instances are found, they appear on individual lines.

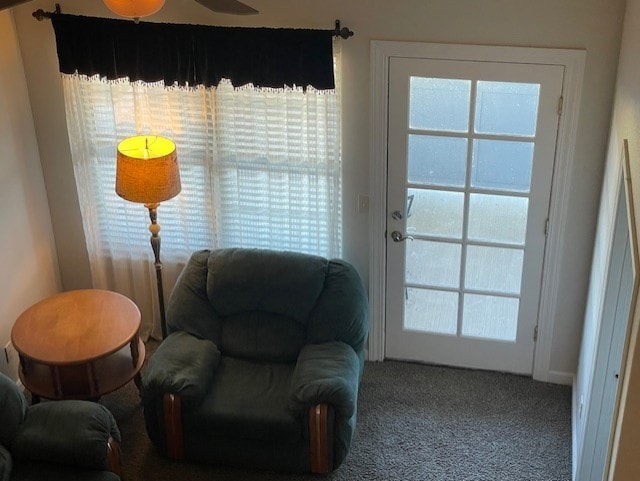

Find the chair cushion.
xmin=206 ymin=248 xmax=328 ymax=324
xmin=184 ymin=356 xmax=301 ymax=444
xmin=221 ymin=312 xmax=305 ymax=363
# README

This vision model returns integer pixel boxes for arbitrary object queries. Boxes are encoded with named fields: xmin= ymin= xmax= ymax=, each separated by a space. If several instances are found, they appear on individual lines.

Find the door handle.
xmin=391 ymin=231 xmax=414 ymax=242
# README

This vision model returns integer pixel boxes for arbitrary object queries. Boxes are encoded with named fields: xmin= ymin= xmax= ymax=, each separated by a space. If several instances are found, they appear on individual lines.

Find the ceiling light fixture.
xmin=103 ymin=0 xmax=165 ymax=20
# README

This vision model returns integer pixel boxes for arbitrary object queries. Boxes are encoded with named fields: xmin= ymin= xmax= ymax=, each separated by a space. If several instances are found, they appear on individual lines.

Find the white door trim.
xmin=369 ymin=40 xmax=586 ymax=383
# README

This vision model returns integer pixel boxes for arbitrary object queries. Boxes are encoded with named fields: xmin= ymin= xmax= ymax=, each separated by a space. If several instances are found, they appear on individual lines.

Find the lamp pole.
xmin=145 ymin=203 xmax=168 ymax=339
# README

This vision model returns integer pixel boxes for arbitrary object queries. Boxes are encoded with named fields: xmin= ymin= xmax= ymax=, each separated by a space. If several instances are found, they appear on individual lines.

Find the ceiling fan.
xmin=0 ymin=0 xmax=259 ymax=16
xmin=195 ymin=0 xmax=257 ymax=15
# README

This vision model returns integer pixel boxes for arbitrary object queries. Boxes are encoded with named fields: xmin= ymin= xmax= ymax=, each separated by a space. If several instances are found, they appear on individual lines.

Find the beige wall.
xmin=0 ymin=10 xmax=60 ymax=380
xmin=11 ymin=0 xmax=625 ymax=375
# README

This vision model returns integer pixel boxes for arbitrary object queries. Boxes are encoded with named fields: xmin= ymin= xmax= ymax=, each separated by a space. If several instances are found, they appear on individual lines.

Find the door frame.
xmin=369 ymin=40 xmax=586 ymax=383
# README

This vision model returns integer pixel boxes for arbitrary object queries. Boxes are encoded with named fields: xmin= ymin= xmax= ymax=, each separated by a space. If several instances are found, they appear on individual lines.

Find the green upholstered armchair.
xmin=0 ymin=372 xmax=122 ymax=481
xmin=140 ymin=248 xmax=369 ymax=474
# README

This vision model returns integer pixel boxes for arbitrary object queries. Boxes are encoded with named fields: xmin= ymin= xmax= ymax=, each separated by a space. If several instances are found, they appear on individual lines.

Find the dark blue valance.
xmin=50 ymin=14 xmax=335 ymax=90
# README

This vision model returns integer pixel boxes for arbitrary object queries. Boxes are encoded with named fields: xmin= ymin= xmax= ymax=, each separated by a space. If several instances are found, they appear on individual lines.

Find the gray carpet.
xmin=100 ymin=358 xmax=572 ymax=481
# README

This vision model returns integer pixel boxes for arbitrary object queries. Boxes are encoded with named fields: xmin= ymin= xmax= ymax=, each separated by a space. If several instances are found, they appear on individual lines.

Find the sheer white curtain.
xmin=61 ymin=49 xmax=342 ymax=339
xmin=215 ymin=80 xmax=342 ymax=254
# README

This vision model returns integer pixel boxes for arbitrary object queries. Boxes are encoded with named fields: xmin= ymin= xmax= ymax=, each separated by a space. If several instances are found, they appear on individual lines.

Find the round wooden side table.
xmin=11 ymin=289 xmax=145 ymax=403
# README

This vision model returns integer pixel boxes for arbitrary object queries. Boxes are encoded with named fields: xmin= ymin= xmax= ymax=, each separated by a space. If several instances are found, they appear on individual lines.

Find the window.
xmin=62 ymin=52 xmax=342 ymax=337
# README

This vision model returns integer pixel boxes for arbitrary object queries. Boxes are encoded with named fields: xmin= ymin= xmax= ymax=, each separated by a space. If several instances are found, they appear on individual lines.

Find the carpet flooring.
xmin=100 ymin=356 xmax=572 ymax=481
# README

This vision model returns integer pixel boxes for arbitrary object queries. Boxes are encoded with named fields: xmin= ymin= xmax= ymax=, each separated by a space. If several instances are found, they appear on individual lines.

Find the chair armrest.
xmin=106 ymin=436 xmax=123 ymax=477
xmin=11 ymin=401 xmax=120 ymax=471
xmin=289 ymin=341 xmax=360 ymax=418
xmin=141 ymin=331 xmax=221 ymax=406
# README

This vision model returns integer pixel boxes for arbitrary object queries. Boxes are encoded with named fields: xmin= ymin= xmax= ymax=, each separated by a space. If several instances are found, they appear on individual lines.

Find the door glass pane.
xmin=465 ymin=245 xmax=524 ymax=294
xmin=474 ymin=81 xmax=540 ymax=136
xmin=462 ymin=294 xmax=519 ymax=341
xmin=471 ymin=139 xmax=533 ymax=192
xmin=409 ymin=77 xmax=471 ymax=132
xmin=407 ymin=189 xmax=464 ymax=239
xmin=408 ymin=135 xmax=467 ymax=187
xmin=468 ymin=194 xmax=529 ymax=245
xmin=406 ymin=240 xmax=461 ymax=288
xmin=404 ymin=288 xmax=458 ymax=335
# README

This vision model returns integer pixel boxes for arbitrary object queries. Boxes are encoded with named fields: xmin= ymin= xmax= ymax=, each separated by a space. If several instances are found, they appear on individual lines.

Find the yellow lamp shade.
xmin=115 ymin=135 xmax=181 ymax=204
xmin=103 ymin=0 xmax=165 ymax=19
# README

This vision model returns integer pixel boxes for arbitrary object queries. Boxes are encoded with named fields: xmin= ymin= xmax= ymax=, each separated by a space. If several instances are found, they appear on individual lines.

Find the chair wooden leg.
xmin=163 ymin=393 xmax=185 ymax=460
xmin=106 ymin=436 xmax=123 ymax=479
xmin=309 ymin=403 xmax=330 ymax=475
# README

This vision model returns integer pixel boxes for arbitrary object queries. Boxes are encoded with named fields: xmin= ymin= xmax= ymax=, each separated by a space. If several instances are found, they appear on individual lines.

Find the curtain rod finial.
xmin=33 ymin=3 xmax=61 ymax=21
xmin=334 ymin=20 xmax=354 ymax=39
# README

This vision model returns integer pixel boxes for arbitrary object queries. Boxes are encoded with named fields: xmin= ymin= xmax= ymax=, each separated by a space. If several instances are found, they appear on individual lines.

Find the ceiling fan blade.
xmin=0 ymin=0 xmax=33 ymax=11
xmin=195 ymin=0 xmax=258 ymax=15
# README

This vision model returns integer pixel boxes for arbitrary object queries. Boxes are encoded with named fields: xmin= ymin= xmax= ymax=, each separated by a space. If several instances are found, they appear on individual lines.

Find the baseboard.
xmin=547 ymin=370 xmax=574 ymax=386
xmin=572 ymin=375 xmax=578 ymax=481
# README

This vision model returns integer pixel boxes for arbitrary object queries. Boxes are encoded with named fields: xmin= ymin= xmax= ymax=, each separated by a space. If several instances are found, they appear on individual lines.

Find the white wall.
xmin=10 ymin=0 xmax=625 ymax=376
xmin=0 ymin=9 xmax=60 ymax=380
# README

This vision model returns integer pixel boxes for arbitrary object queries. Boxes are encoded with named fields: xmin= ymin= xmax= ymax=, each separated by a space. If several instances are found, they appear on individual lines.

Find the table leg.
xmin=50 ymin=365 xmax=62 ymax=398
xmin=130 ymin=337 xmax=140 ymax=368
xmin=19 ymin=355 xmax=40 ymax=404
xmin=130 ymin=337 xmax=143 ymax=395
xmin=87 ymin=362 xmax=100 ymax=398
xmin=134 ymin=372 xmax=142 ymax=391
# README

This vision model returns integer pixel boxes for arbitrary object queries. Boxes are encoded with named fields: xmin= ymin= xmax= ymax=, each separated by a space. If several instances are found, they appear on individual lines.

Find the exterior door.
xmin=385 ymin=57 xmax=564 ymax=374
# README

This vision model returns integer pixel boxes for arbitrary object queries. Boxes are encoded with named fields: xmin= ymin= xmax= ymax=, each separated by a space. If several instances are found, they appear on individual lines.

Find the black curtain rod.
xmin=33 ymin=5 xmax=354 ymax=39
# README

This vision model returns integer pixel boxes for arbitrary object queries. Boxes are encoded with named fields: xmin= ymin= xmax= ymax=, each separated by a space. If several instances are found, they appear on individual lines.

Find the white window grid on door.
xmin=402 ymin=78 xmax=537 ymax=342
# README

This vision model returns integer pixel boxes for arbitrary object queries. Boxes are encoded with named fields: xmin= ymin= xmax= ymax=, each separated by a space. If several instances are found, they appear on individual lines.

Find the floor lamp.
xmin=115 ymin=135 xmax=181 ymax=339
